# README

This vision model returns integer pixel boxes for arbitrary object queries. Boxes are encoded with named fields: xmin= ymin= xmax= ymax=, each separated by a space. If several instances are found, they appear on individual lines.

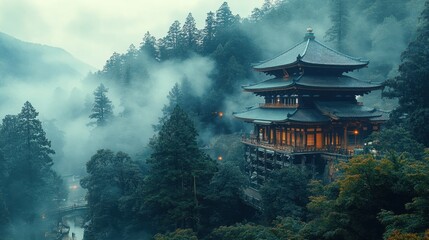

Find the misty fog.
xmin=0 ymin=0 xmax=427 ymax=239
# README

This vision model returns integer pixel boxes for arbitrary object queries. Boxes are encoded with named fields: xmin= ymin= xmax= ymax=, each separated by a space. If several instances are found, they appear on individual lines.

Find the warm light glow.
xmin=354 ymin=130 xmax=359 ymax=135
xmin=217 ymin=156 xmax=223 ymax=161
xmin=70 ymin=185 xmax=78 ymax=190
xmin=218 ymin=112 xmax=223 ymax=118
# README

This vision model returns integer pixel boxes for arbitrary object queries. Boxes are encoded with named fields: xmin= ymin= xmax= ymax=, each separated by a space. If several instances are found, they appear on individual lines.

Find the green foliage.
xmin=303 ymin=153 xmax=429 ymax=240
xmin=140 ymin=31 xmax=158 ymax=59
xmin=260 ymin=166 xmax=310 ymax=221
xmin=383 ymin=0 xmax=429 ymax=146
xmin=154 ymin=229 xmax=198 ymax=240
xmin=154 ymin=83 xmax=185 ymax=132
xmin=0 ymin=102 xmax=65 ymax=238
xmin=366 ymin=126 xmax=425 ymax=160
xmin=144 ymin=105 xmax=216 ymax=232
xmin=81 ymin=149 xmax=145 ymax=240
xmin=203 ymin=163 xmax=249 ymax=228
xmin=89 ymin=83 xmax=114 ymax=127
xmin=325 ymin=0 xmax=350 ymax=52
xmin=270 ymin=217 xmax=306 ymax=240
xmin=206 ymin=223 xmax=279 ymax=240
xmin=182 ymin=13 xmax=200 ymax=54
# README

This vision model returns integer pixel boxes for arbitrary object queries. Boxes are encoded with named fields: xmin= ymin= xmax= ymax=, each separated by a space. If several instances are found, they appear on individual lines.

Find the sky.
xmin=0 ymin=0 xmax=265 ymax=69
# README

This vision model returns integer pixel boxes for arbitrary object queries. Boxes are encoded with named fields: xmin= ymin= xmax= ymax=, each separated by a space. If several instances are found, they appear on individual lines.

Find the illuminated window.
xmin=316 ymin=133 xmax=323 ymax=148
xmin=307 ymin=133 xmax=315 ymax=146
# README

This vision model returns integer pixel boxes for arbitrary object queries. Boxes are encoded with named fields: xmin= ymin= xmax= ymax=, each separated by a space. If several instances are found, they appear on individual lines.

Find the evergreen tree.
xmin=89 ymin=84 xmax=114 ymax=127
xmin=260 ymin=166 xmax=310 ymax=221
xmin=123 ymin=44 xmax=139 ymax=85
xmin=144 ymin=105 xmax=215 ymax=232
xmin=99 ymin=52 xmax=124 ymax=81
xmin=159 ymin=20 xmax=185 ymax=60
xmin=383 ymin=0 xmax=429 ymax=146
xmin=153 ymin=83 xmax=184 ymax=132
xmin=139 ymin=31 xmax=158 ymax=60
xmin=215 ymin=2 xmax=236 ymax=31
xmin=202 ymin=11 xmax=217 ymax=54
xmin=0 ymin=102 xmax=65 ymax=238
xmin=81 ymin=149 xmax=144 ymax=240
xmin=325 ymin=0 xmax=350 ymax=52
xmin=204 ymin=163 xmax=249 ymax=228
xmin=182 ymin=13 xmax=200 ymax=54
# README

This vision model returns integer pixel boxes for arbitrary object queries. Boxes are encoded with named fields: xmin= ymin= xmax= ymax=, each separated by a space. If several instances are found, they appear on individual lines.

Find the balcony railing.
xmin=259 ymin=103 xmax=298 ymax=108
xmin=241 ymin=135 xmax=353 ymax=156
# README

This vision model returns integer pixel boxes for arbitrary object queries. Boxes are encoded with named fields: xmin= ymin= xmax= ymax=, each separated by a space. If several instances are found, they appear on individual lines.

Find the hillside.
xmin=0 ymin=32 xmax=93 ymax=81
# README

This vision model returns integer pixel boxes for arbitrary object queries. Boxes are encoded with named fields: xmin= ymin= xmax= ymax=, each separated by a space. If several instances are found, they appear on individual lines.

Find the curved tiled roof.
xmin=243 ymin=75 xmax=382 ymax=92
xmin=233 ymin=107 xmax=330 ymax=123
xmin=314 ymin=101 xmax=382 ymax=119
xmin=233 ymin=101 xmax=387 ymax=123
xmin=253 ymin=33 xmax=368 ymax=72
xmin=234 ymin=107 xmax=296 ymax=122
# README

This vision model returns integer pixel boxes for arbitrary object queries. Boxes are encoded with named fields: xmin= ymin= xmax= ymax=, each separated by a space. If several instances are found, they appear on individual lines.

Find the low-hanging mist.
xmin=0 ymin=53 xmax=215 ymax=175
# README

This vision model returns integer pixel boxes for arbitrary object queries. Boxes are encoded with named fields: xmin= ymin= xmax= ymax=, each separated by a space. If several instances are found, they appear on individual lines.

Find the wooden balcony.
xmin=259 ymin=103 xmax=298 ymax=108
xmin=241 ymin=135 xmax=353 ymax=156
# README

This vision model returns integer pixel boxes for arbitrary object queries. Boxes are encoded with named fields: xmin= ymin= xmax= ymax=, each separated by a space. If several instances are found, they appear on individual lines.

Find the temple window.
xmin=307 ymin=133 xmax=315 ymax=146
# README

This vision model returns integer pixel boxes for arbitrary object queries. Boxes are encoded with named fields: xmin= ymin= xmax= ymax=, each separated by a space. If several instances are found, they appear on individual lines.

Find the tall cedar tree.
xmin=89 ymin=83 xmax=114 ymax=127
xmin=159 ymin=20 xmax=185 ymax=60
xmin=144 ymin=105 xmax=215 ymax=233
xmin=325 ymin=0 xmax=350 ymax=52
xmin=153 ymin=83 xmax=184 ymax=132
xmin=182 ymin=13 xmax=200 ymax=54
xmin=140 ymin=31 xmax=158 ymax=60
xmin=384 ymin=0 xmax=429 ymax=146
xmin=0 ymin=102 xmax=65 ymax=237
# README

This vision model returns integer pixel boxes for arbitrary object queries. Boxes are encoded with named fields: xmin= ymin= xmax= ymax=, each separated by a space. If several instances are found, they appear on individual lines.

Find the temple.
xmin=234 ymin=28 xmax=388 ymax=188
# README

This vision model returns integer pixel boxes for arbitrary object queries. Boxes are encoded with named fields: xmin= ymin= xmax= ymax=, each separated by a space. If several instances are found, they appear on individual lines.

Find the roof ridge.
xmin=312 ymin=39 xmax=369 ymax=63
xmin=287 ymin=108 xmax=299 ymax=118
xmin=301 ymin=39 xmax=310 ymax=57
xmin=253 ymin=40 xmax=307 ymax=66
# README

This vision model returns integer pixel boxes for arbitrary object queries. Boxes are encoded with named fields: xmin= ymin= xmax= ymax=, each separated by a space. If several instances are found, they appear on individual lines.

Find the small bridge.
xmin=48 ymin=204 xmax=89 ymax=218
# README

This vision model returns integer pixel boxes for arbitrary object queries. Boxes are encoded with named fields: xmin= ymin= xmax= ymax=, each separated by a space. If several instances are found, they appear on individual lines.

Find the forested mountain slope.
xmin=0 ymin=32 xmax=93 ymax=81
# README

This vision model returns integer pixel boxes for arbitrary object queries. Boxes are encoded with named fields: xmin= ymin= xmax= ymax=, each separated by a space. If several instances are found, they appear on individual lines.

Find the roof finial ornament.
xmin=304 ymin=27 xmax=315 ymax=40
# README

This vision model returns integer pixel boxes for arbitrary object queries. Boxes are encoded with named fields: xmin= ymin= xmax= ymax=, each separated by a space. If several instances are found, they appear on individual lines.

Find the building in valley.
xmin=234 ymin=28 xmax=388 ymax=188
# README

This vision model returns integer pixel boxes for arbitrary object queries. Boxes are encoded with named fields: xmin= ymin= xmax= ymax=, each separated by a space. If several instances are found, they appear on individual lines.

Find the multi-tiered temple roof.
xmin=234 ymin=28 xmax=387 ymax=125
xmin=236 ymin=28 xmax=388 ymax=195
xmin=253 ymin=29 xmax=368 ymax=74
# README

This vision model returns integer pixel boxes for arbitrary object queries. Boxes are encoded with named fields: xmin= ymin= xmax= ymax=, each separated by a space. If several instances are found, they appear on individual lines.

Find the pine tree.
xmin=89 ymin=84 xmax=114 ymax=127
xmin=202 ymin=11 xmax=217 ymax=54
xmin=325 ymin=0 xmax=350 ymax=52
xmin=17 ymin=101 xmax=55 ymax=172
xmin=144 ymin=105 xmax=215 ymax=232
xmin=139 ymin=31 xmax=158 ymax=59
xmin=182 ymin=13 xmax=200 ymax=53
xmin=215 ymin=2 xmax=236 ymax=31
xmin=100 ymin=52 xmax=124 ymax=81
xmin=159 ymin=20 xmax=185 ymax=60
xmin=383 ymin=0 xmax=429 ymax=146
xmin=0 ymin=102 xmax=65 ymax=231
xmin=153 ymin=83 xmax=184 ymax=132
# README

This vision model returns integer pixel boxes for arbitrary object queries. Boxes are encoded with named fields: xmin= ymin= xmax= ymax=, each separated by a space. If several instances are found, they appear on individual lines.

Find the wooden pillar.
xmin=343 ymin=124 xmax=348 ymax=151
xmin=294 ymin=130 xmax=297 ymax=148
xmin=301 ymin=128 xmax=307 ymax=149
xmin=263 ymin=149 xmax=267 ymax=180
